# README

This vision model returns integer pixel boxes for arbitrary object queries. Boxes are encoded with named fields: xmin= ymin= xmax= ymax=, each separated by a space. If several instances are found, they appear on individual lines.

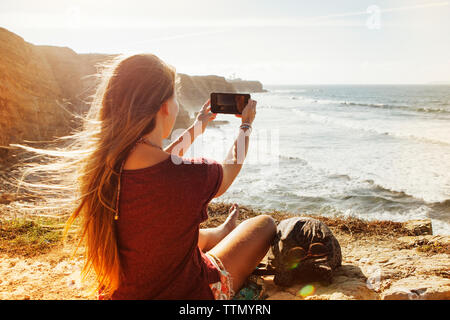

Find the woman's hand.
xmin=194 ymin=99 xmax=217 ymax=134
xmin=235 ymin=99 xmax=257 ymax=125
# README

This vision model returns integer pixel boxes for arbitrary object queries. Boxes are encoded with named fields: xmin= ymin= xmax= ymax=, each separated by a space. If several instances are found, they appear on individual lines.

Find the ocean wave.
xmin=278 ymin=154 xmax=308 ymax=165
xmin=430 ymin=198 xmax=450 ymax=211
xmin=340 ymin=101 xmax=450 ymax=114
xmin=326 ymin=170 xmax=450 ymax=206
xmin=360 ymin=178 xmax=450 ymax=206
xmin=277 ymin=156 xmax=449 ymax=205
xmin=363 ymin=182 xmax=424 ymax=203
xmin=327 ymin=173 xmax=352 ymax=181
xmin=268 ymin=89 xmax=307 ymax=95
xmin=292 ymin=109 xmax=450 ymax=146
xmin=335 ymin=194 xmax=417 ymax=208
xmin=263 ymin=94 xmax=450 ymax=115
xmin=327 ymin=173 xmax=422 ymax=204
xmin=333 ymin=205 xmax=430 ymax=223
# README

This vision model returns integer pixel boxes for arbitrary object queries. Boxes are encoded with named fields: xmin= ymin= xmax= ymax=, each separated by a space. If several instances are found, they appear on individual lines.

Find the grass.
xmin=204 ymin=202 xmax=412 ymax=238
xmin=415 ymin=241 xmax=450 ymax=255
xmin=0 ymin=216 xmax=69 ymax=256
xmin=0 ymin=201 xmax=419 ymax=258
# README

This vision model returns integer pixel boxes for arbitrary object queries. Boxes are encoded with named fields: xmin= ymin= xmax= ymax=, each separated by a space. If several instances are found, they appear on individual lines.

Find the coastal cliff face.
xmin=0 ymin=28 xmax=70 ymax=159
xmin=36 ymin=47 xmax=117 ymax=115
xmin=176 ymin=74 xmax=265 ymax=113
xmin=0 ymin=27 xmax=265 ymax=161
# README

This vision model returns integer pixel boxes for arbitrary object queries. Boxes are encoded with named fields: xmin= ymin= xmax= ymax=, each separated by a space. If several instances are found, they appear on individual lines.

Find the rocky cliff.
xmin=176 ymin=73 xmax=265 ymax=114
xmin=0 ymin=27 xmax=265 ymax=161
xmin=0 ymin=28 xmax=70 ymax=159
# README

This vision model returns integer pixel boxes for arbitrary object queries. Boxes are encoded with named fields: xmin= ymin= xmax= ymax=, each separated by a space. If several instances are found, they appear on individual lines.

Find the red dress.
xmin=111 ymin=155 xmax=223 ymax=300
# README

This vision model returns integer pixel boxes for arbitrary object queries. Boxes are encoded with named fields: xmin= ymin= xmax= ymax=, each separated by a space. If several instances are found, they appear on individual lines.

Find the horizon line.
xmin=262 ymin=82 xmax=450 ymax=86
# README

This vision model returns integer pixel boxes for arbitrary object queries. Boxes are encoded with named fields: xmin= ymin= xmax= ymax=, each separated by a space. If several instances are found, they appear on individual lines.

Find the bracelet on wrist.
xmin=239 ymin=124 xmax=252 ymax=132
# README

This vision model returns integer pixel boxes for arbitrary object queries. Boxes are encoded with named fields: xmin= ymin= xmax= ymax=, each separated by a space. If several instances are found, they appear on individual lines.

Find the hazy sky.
xmin=1 ymin=0 xmax=450 ymax=84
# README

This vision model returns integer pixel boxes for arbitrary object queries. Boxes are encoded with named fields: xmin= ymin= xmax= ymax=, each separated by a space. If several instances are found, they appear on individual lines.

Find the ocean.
xmin=184 ymin=85 xmax=450 ymax=235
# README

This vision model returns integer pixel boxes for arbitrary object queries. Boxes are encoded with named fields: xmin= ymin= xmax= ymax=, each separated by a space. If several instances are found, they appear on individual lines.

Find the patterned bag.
xmin=232 ymin=275 xmax=267 ymax=300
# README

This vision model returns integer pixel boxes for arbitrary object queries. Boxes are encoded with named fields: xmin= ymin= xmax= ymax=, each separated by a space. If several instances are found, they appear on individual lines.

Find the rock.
xmin=266 ymin=291 xmax=297 ymax=300
xmin=262 ymin=264 xmax=380 ymax=300
xmin=402 ymin=219 xmax=433 ymax=236
xmin=398 ymin=235 xmax=450 ymax=247
xmin=176 ymin=73 xmax=265 ymax=114
xmin=258 ymin=227 xmax=449 ymax=301
xmin=228 ymin=78 xmax=266 ymax=93
xmin=397 ymin=235 xmax=450 ymax=254
xmin=381 ymin=277 xmax=450 ymax=300
xmin=172 ymin=103 xmax=192 ymax=130
xmin=0 ymin=28 xmax=68 ymax=160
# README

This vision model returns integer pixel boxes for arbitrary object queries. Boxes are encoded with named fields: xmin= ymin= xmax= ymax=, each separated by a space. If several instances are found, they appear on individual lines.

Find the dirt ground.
xmin=0 ymin=202 xmax=449 ymax=300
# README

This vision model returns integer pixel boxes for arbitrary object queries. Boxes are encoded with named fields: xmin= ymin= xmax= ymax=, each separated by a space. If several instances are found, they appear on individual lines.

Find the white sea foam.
xmin=292 ymin=109 xmax=450 ymax=146
xmin=202 ymin=86 xmax=450 ymax=234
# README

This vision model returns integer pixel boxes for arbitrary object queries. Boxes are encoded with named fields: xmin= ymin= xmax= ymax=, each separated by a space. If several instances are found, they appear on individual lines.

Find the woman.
xmin=59 ymin=53 xmax=277 ymax=300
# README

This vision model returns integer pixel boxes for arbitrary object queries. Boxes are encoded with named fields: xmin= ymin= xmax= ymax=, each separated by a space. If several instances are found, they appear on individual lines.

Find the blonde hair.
xmin=14 ymin=53 xmax=178 ymax=297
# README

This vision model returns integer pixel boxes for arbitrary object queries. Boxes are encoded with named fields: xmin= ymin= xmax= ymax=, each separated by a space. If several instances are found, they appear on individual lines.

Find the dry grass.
xmin=400 ymin=238 xmax=450 ymax=255
xmin=0 ymin=216 xmax=74 ymax=257
xmin=416 ymin=242 xmax=450 ymax=254
xmin=0 ymin=201 xmax=416 ymax=258
xmin=204 ymin=202 xmax=412 ymax=238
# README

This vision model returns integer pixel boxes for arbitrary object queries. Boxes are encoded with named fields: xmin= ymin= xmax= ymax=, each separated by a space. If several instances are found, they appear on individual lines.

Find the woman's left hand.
xmin=194 ymin=99 xmax=217 ymax=134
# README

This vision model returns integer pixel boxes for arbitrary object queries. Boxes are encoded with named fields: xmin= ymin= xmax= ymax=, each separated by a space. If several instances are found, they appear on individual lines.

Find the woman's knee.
xmin=262 ymin=215 xmax=277 ymax=234
xmin=247 ymin=214 xmax=277 ymax=235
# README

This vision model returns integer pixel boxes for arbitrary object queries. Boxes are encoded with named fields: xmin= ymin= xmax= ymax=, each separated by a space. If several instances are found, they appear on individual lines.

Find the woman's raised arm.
xmin=215 ymin=99 xmax=257 ymax=198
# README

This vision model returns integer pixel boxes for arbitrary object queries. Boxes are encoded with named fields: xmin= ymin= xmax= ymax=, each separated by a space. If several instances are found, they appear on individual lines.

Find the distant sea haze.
xmin=189 ymin=85 xmax=450 ymax=235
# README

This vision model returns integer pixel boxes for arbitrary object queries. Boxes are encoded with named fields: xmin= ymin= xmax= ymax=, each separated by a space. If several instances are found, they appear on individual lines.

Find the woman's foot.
xmin=198 ymin=204 xmax=240 ymax=252
xmin=221 ymin=203 xmax=240 ymax=234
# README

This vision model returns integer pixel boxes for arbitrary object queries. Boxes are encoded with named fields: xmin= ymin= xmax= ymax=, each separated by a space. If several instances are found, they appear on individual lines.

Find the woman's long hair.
xmin=13 ymin=53 xmax=178 ymax=297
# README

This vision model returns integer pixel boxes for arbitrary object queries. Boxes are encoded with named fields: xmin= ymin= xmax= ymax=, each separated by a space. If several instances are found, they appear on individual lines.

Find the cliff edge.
xmin=0 ymin=27 xmax=265 ymax=162
xmin=0 ymin=201 xmax=448 ymax=300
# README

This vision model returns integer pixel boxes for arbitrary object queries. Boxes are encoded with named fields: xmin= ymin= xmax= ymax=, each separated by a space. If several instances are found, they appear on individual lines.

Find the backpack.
xmin=264 ymin=217 xmax=342 ymax=287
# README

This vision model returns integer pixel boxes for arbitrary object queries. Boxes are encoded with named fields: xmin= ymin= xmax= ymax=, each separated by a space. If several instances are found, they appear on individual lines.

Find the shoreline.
xmin=0 ymin=201 xmax=449 ymax=300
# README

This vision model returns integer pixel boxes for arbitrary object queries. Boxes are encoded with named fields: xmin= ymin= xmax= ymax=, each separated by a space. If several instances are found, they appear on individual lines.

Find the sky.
xmin=1 ymin=0 xmax=450 ymax=85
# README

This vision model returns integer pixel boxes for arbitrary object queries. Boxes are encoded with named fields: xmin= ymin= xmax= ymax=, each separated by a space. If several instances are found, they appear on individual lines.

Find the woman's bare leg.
xmin=198 ymin=204 xmax=240 ymax=252
xmin=208 ymin=211 xmax=277 ymax=293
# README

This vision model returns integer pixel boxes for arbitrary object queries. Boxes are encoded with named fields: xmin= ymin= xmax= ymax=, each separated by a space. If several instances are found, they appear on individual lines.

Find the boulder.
xmin=381 ymin=276 xmax=450 ymax=300
xmin=402 ymin=219 xmax=433 ymax=236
